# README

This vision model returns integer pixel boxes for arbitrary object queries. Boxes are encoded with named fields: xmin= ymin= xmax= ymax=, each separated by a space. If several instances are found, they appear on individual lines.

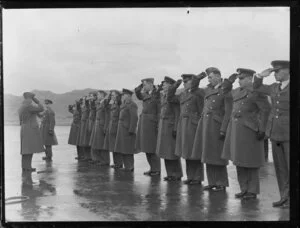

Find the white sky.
xmin=3 ymin=7 xmax=290 ymax=95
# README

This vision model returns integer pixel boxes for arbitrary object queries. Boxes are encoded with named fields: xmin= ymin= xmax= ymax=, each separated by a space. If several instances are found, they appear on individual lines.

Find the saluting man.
xmin=253 ymin=60 xmax=290 ymax=208
xmin=103 ymin=90 xmax=123 ymax=169
xmin=192 ymin=67 xmax=233 ymax=191
xmin=39 ymin=99 xmax=58 ymax=162
xmin=222 ymin=68 xmax=271 ymax=200
xmin=67 ymin=100 xmax=82 ymax=160
xmin=89 ymin=90 xmax=110 ymax=166
xmin=19 ymin=92 xmax=44 ymax=171
xmin=135 ymin=78 xmax=161 ymax=176
xmin=77 ymin=96 xmax=90 ymax=160
xmin=167 ymin=74 xmax=206 ymax=185
xmin=156 ymin=76 xmax=183 ymax=181
xmin=114 ymin=89 xmax=139 ymax=171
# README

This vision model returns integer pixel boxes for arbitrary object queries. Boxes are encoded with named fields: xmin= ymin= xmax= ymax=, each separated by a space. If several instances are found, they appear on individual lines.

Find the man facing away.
xmin=18 ymin=92 xmax=44 ymax=171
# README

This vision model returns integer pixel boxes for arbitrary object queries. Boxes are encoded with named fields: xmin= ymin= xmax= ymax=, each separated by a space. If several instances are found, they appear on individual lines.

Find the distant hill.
xmin=3 ymin=89 xmax=140 ymax=126
xmin=4 ymin=88 xmax=185 ymax=126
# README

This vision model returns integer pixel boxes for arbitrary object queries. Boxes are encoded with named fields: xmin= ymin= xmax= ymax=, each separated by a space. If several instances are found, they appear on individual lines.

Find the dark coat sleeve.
xmin=166 ymin=86 xmax=180 ymax=104
xmin=28 ymin=103 xmax=44 ymax=114
xmin=194 ymin=88 xmax=205 ymax=115
xmin=253 ymin=76 xmax=273 ymax=95
xmin=173 ymin=103 xmax=180 ymax=132
xmin=129 ymin=103 xmax=138 ymax=133
xmin=255 ymin=92 xmax=271 ymax=133
xmin=104 ymin=104 xmax=111 ymax=131
xmin=220 ymin=92 xmax=233 ymax=133
xmin=49 ymin=110 xmax=56 ymax=131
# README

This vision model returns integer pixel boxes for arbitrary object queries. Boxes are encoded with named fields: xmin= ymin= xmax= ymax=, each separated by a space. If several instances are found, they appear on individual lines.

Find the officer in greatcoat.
xmin=18 ymin=92 xmax=45 ymax=172
xmin=221 ymin=68 xmax=271 ymax=199
xmin=103 ymin=90 xmax=123 ymax=169
xmin=82 ymin=92 xmax=96 ymax=162
xmin=156 ymin=76 xmax=183 ymax=181
xmin=253 ymin=60 xmax=290 ymax=208
xmin=68 ymin=100 xmax=82 ymax=160
xmin=89 ymin=90 xmax=110 ymax=165
xmin=192 ymin=67 xmax=233 ymax=191
xmin=114 ymin=89 xmax=138 ymax=171
xmin=39 ymin=99 xmax=58 ymax=161
xmin=77 ymin=96 xmax=90 ymax=160
xmin=167 ymin=74 xmax=206 ymax=185
xmin=135 ymin=78 xmax=161 ymax=176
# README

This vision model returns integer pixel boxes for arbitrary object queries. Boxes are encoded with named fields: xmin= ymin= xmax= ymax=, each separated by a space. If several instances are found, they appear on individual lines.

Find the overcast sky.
xmin=3 ymin=7 xmax=289 ymax=96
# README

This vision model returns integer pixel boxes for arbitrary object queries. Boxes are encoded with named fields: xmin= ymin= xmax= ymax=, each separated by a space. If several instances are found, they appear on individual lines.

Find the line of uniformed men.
xmin=67 ymin=60 xmax=289 ymax=209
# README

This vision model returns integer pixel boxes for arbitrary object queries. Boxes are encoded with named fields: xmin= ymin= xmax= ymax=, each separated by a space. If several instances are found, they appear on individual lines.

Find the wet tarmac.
xmin=4 ymin=126 xmax=289 ymax=221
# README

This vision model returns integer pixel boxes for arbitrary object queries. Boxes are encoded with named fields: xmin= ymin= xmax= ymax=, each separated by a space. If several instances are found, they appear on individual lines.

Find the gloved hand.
xmin=32 ymin=97 xmax=40 ymax=104
xmin=219 ymin=131 xmax=226 ymax=140
xmin=48 ymin=129 xmax=54 ymax=135
xmin=172 ymin=130 xmax=177 ymax=138
xmin=129 ymin=132 xmax=135 ymax=136
xmin=256 ymin=131 xmax=265 ymax=141
xmin=68 ymin=105 xmax=73 ymax=110
xmin=228 ymin=73 xmax=238 ymax=83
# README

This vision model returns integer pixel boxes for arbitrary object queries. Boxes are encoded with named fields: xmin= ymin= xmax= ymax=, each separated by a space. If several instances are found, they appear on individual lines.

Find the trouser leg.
xmin=113 ymin=152 xmax=123 ymax=167
xmin=206 ymin=164 xmax=229 ymax=187
xmin=77 ymin=146 xmax=84 ymax=158
xmin=247 ymin=167 xmax=260 ymax=194
xmin=99 ymin=149 xmax=110 ymax=165
xmin=84 ymin=146 xmax=92 ymax=160
xmin=236 ymin=166 xmax=248 ymax=193
xmin=91 ymin=148 xmax=101 ymax=161
xmin=45 ymin=145 xmax=52 ymax=159
xmin=264 ymin=139 xmax=269 ymax=161
xmin=122 ymin=154 xmax=134 ymax=170
xmin=272 ymin=140 xmax=290 ymax=200
xmin=149 ymin=153 xmax=161 ymax=172
xmin=186 ymin=160 xmax=204 ymax=181
xmin=22 ymin=154 xmax=33 ymax=169
xmin=165 ymin=159 xmax=183 ymax=178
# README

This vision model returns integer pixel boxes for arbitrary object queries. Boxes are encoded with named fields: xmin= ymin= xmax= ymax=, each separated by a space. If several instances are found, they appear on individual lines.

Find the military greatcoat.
xmin=39 ymin=107 xmax=58 ymax=146
xmin=135 ymin=87 xmax=160 ymax=154
xmin=89 ymin=100 xmax=108 ymax=149
xmin=114 ymin=100 xmax=138 ymax=154
xmin=222 ymin=85 xmax=271 ymax=168
xmin=167 ymin=86 xmax=205 ymax=160
xmin=77 ymin=107 xmax=90 ymax=146
xmin=155 ymin=91 xmax=180 ymax=160
xmin=68 ymin=109 xmax=81 ymax=145
xmin=191 ymin=84 xmax=233 ymax=165
xmin=19 ymin=100 xmax=45 ymax=155
xmin=253 ymin=77 xmax=289 ymax=141
xmin=104 ymin=101 xmax=121 ymax=151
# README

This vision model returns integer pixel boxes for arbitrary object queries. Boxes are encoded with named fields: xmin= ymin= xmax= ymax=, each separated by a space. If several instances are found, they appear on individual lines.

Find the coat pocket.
xmin=243 ymin=119 xmax=259 ymax=132
xmin=190 ymin=116 xmax=200 ymax=125
xmin=212 ymin=114 xmax=223 ymax=124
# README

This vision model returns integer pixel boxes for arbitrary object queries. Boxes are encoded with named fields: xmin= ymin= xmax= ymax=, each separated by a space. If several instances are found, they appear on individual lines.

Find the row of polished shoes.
xmin=203 ymin=185 xmax=226 ymax=192
xmin=110 ymin=164 xmax=134 ymax=172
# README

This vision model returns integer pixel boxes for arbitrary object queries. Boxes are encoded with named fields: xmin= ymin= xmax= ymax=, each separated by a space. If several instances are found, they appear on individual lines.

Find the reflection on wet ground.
xmin=4 ymin=126 xmax=289 ymax=221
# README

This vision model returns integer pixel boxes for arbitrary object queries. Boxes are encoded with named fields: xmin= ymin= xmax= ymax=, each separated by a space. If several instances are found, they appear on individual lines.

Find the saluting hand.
xmin=174 ymin=79 xmax=183 ymax=89
xmin=257 ymin=68 xmax=274 ymax=78
xmin=197 ymin=72 xmax=207 ymax=80
xmin=228 ymin=73 xmax=238 ymax=83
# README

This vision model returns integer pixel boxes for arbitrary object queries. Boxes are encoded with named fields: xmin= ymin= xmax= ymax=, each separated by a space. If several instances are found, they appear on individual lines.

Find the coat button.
xmin=277 ymin=101 xmax=279 ymax=104
xmin=213 ymin=100 xmax=215 ymax=102
xmin=238 ymin=110 xmax=241 ymax=112
xmin=276 ymin=109 xmax=279 ymax=111
xmin=241 ymin=102 xmax=244 ymax=104
xmin=275 ymin=116 xmax=279 ymax=118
